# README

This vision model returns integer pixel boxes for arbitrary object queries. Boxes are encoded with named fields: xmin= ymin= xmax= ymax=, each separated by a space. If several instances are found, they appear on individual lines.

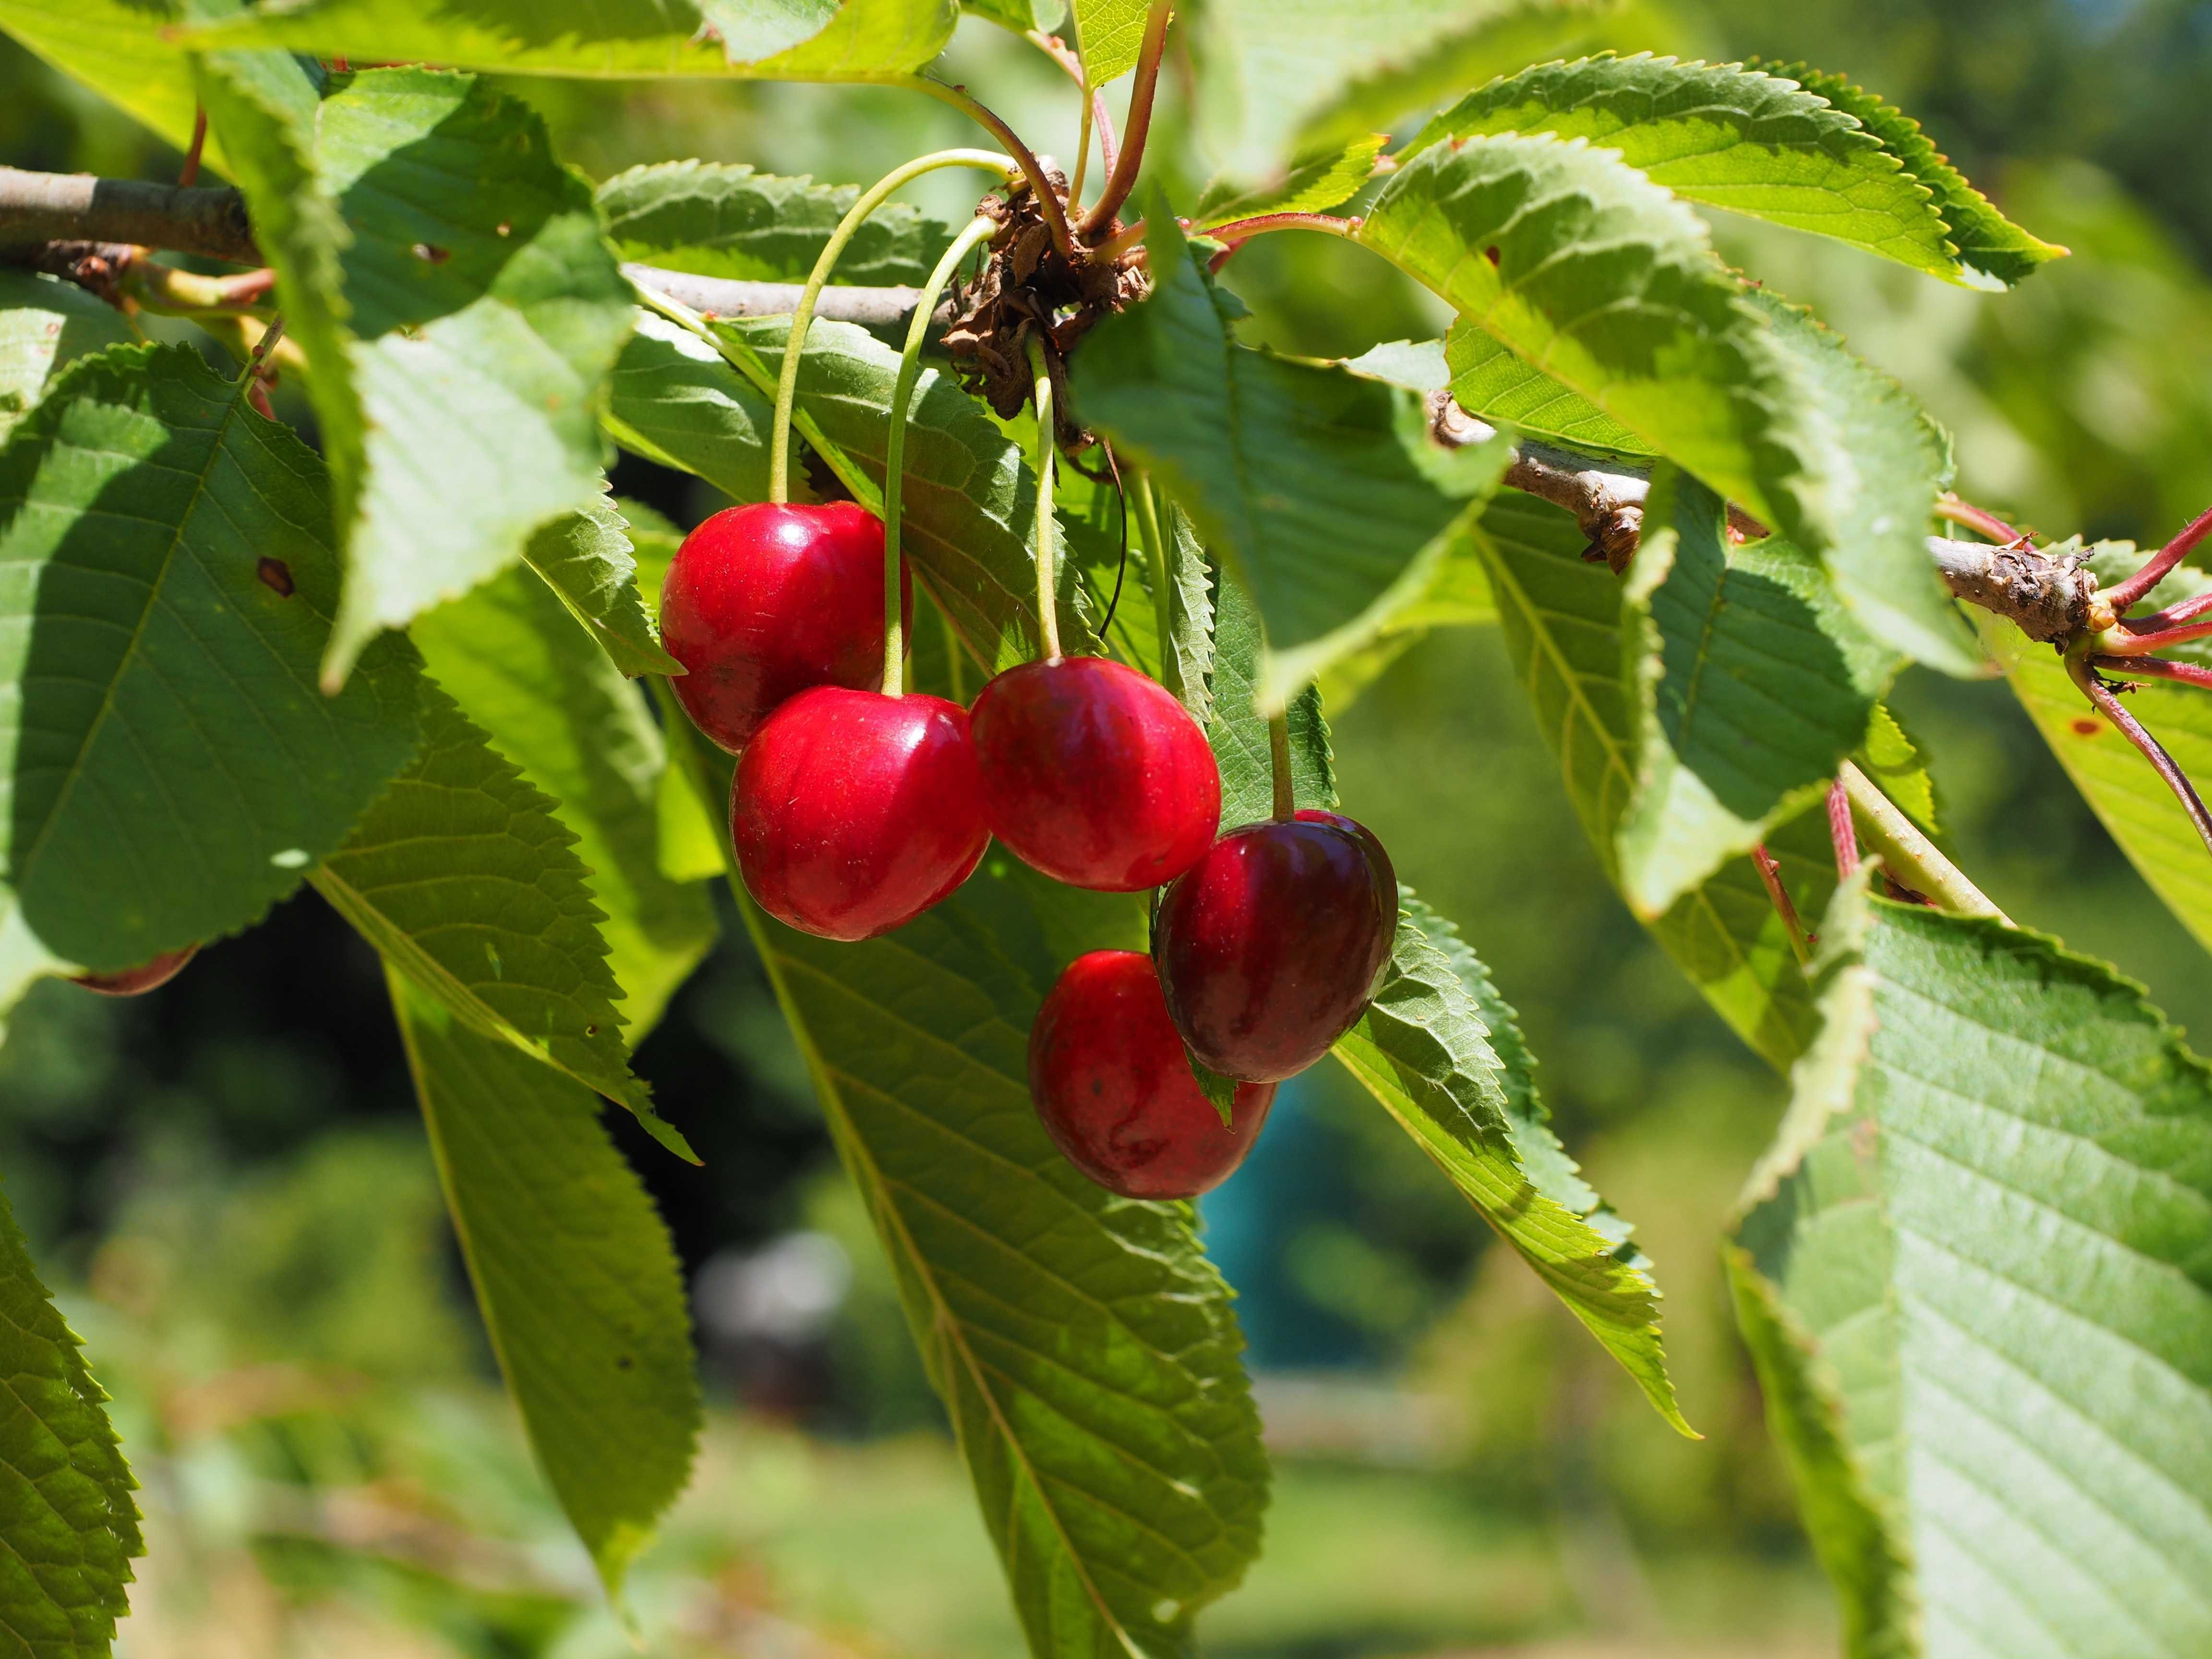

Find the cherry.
xmin=1029 ymin=949 xmax=1275 ymax=1199
xmin=1153 ymin=808 xmax=1398 ymax=1082
xmin=969 ymin=656 xmax=1221 ymax=891
xmin=660 ymin=501 xmax=912 ymax=753
xmin=73 ymin=944 xmax=198 ymax=997
xmin=732 ymin=686 xmax=989 ymax=941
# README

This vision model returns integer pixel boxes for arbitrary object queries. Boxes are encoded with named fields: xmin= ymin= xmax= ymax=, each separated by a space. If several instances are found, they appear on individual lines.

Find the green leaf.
xmin=964 ymin=0 xmax=1065 ymax=33
xmin=1408 ymin=53 xmax=1973 ymax=287
xmin=199 ymin=64 xmax=637 ymax=690
xmin=0 ymin=0 xmax=216 ymax=165
xmin=1191 ymin=133 xmax=1389 ymax=229
xmin=518 ymin=493 xmax=682 ymax=679
xmin=187 ymin=0 xmax=960 ymax=77
xmin=613 ymin=496 xmax=683 ymax=606
xmin=0 ymin=1178 xmax=141 ymax=1658
xmin=723 ymin=845 xmax=1269 ymax=1659
xmin=599 ymin=161 xmax=952 ymax=286
xmin=1744 ymin=289 xmax=1973 ymax=676
xmin=0 ymin=273 xmax=134 ymax=445
xmin=1729 ymin=882 xmax=2212 ymax=1658
xmin=1358 ymin=128 xmax=1827 ymax=549
xmin=390 ymin=971 xmax=699 ymax=1601
xmin=1443 ymin=320 xmax=1657 ymax=457
xmin=1981 ymin=546 xmax=2212 ymax=955
xmin=0 ymin=342 xmax=421 ymax=1012
xmin=1477 ymin=490 xmax=1827 ymax=1070
xmin=1072 ymin=0 xmax=1148 ymax=88
xmin=410 ymin=562 xmax=714 ymax=1039
xmin=1076 ymin=209 xmax=1512 ymax=712
xmin=601 ymin=311 xmax=786 ymax=505
xmin=1202 ymin=560 xmax=1334 ymax=829
xmin=1860 ymin=701 xmax=1938 ymax=833
xmin=1770 ymin=62 xmax=2068 ymax=289
xmin=312 ymin=683 xmax=693 ymax=1161
xmin=1615 ymin=468 xmax=1893 ymax=918
xmin=1334 ymin=890 xmax=1688 ymax=1432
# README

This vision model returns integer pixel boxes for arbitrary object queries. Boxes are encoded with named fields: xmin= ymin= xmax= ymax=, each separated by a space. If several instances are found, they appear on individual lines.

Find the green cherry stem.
xmin=1026 ymin=333 xmax=1063 ymax=661
xmin=1269 ymin=712 xmax=1295 ymax=821
xmin=1838 ymin=760 xmax=2012 ymax=923
xmin=882 ymin=213 xmax=999 ymax=697
xmin=770 ymin=147 xmax=1016 ymax=505
xmin=1131 ymin=470 xmax=1173 ymax=683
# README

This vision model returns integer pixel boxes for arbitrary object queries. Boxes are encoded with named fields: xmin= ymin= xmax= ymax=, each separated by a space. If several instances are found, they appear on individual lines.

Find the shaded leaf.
xmin=602 ymin=310 xmax=784 ymax=505
xmin=0 ymin=343 xmax=421 ymax=1013
xmin=1334 ymin=890 xmax=1686 ymax=1430
xmin=520 ymin=494 xmax=681 ymax=679
xmin=1077 ymin=209 xmax=1511 ymax=711
xmin=187 ymin=0 xmax=959 ymax=77
xmin=1408 ymin=53 xmax=1969 ymax=285
xmin=201 ymin=64 xmax=636 ymax=689
xmin=0 ymin=1178 xmax=141 ymax=1658
xmin=1358 ymin=128 xmax=1827 ymax=548
xmin=411 ymin=564 xmax=714 ymax=1038
xmin=1202 ymin=560 xmax=1334 ymax=829
xmin=391 ymin=971 xmax=699 ymax=1601
xmin=312 ymin=683 xmax=691 ymax=1160
xmin=1477 ymin=490 xmax=1827 ymax=1070
xmin=1191 ymin=133 xmax=1389 ymax=229
xmin=1616 ymin=468 xmax=1893 ymax=918
xmin=599 ymin=161 xmax=952 ymax=285
xmin=0 ymin=273 xmax=134 ymax=445
xmin=1771 ymin=61 xmax=2067 ymax=289
xmin=1730 ymin=882 xmax=2212 ymax=1658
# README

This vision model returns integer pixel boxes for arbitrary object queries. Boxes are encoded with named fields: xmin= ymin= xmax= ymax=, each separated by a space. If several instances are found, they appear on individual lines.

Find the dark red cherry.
xmin=1029 ymin=950 xmax=1275 ymax=1199
xmin=732 ymin=686 xmax=989 ymax=941
xmin=969 ymin=656 xmax=1221 ymax=891
xmin=660 ymin=501 xmax=912 ymax=753
xmin=1154 ymin=809 xmax=1397 ymax=1082
xmin=73 ymin=944 xmax=198 ymax=996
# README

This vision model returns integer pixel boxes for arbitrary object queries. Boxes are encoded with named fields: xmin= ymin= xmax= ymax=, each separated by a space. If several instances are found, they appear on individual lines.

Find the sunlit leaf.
xmin=518 ymin=494 xmax=682 ymax=680
xmin=0 ymin=0 xmax=219 ymax=163
xmin=599 ymin=161 xmax=952 ymax=285
xmin=0 ymin=273 xmax=134 ymax=445
xmin=1191 ymin=133 xmax=1388 ymax=229
xmin=1072 ymin=0 xmax=1148 ymax=88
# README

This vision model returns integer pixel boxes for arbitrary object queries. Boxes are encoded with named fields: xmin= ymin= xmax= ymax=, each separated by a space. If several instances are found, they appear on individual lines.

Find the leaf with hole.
xmin=0 ymin=342 xmax=421 ymax=1017
xmin=1729 ymin=881 xmax=2212 ymax=1658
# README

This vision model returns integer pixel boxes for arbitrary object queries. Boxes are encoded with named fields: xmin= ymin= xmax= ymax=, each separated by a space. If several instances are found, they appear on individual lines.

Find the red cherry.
xmin=1029 ymin=949 xmax=1275 ymax=1198
xmin=73 ymin=944 xmax=198 ymax=996
xmin=732 ymin=686 xmax=989 ymax=941
xmin=660 ymin=501 xmax=912 ymax=753
xmin=1153 ymin=809 xmax=1398 ymax=1082
xmin=969 ymin=656 xmax=1221 ymax=891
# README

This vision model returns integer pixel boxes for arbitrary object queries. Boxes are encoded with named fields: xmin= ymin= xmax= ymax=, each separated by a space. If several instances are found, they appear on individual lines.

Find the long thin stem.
xmin=769 ymin=148 xmax=1015 ymax=505
xmin=1826 ymin=778 xmax=1859 ymax=882
xmin=1268 ymin=713 xmax=1295 ymax=821
xmin=1934 ymin=492 xmax=2024 ymax=544
xmin=2101 ymin=617 xmax=2212 ymax=655
xmin=1839 ymin=761 xmax=2012 ymax=923
xmin=2123 ymin=587 xmax=2212 ymax=633
xmin=2069 ymin=657 xmax=2212 ymax=860
xmin=1072 ymin=91 xmax=1093 ymax=206
xmin=1077 ymin=0 xmax=1172 ymax=239
xmin=883 ymin=214 xmax=999 ymax=697
xmin=1750 ymin=844 xmax=1814 ymax=969
xmin=2104 ymin=500 xmax=2212 ymax=612
xmin=1018 ymin=28 xmax=1119 ymax=209
xmin=1132 ymin=470 xmax=1172 ymax=681
xmin=2095 ymin=654 xmax=2212 ymax=690
xmin=1027 ymin=335 xmax=1063 ymax=661
xmin=179 ymin=107 xmax=207 ymax=188
xmin=901 ymin=78 xmax=1075 ymax=258
xmin=1204 ymin=211 xmax=1363 ymax=273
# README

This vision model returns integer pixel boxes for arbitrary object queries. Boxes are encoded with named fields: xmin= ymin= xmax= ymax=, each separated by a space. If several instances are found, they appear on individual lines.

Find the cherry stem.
xmin=1027 ymin=334 xmax=1063 ymax=661
xmin=1750 ymin=844 xmax=1814 ymax=969
xmin=2104 ymin=500 xmax=2212 ymax=613
xmin=902 ymin=79 xmax=1076 ymax=259
xmin=1203 ymin=212 xmax=1363 ymax=273
xmin=769 ymin=148 xmax=1017 ymax=506
xmin=1073 ymin=93 xmax=1093 ymax=206
xmin=1077 ymin=0 xmax=1172 ymax=240
xmin=1826 ymin=778 xmax=1859 ymax=882
xmin=1838 ymin=760 xmax=2011 ymax=922
xmin=2069 ymin=656 xmax=2212 ymax=861
xmin=2101 ymin=616 xmax=2212 ymax=655
xmin=2124 ymin=588 xmax=2212 ymax=633
xmin=1023 ymin=31 xmax=1120 ymax=207
xmin=179 ymin=106 xmax=207 ymax=189
xmin=2095 ymin=653 xmax=2212 ymax=691
xmin=1269 ymin=712 xmax=1295 ymax=821
xmin=883 ymin=213 xmax=998 ymax=698
xmin=1132 ymin=471 xmax=1173 ymax=682
xmin=1934 ymin=492 xmax=2024 ymax=544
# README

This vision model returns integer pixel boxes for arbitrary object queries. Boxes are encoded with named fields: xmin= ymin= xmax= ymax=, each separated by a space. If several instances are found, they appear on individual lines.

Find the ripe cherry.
xmin=1154 ymin=809 xmax=1398 ymax=1082
xmin=73 ymin=944 xmax=198 ymax=997
xmin=1029 ymin=949 xmax=1275 ymax=1199
xmin=969 ymin=656 xmax=1221 ymax=891
xmin=660 ymin=502 xmax=913 ymax=753
xmin=733 ymin=686 xmax=989 ymax=941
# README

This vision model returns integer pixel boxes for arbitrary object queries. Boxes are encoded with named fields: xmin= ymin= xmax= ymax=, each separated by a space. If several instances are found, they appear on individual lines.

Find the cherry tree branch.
xmin=0 ymin=166 xmax=257 ymax=263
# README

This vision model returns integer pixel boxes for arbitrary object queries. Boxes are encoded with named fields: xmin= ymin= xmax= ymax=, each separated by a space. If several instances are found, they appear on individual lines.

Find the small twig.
xmin=2123 ymin=586 xmax=2212 ymax=634
xmin=1750 ymin=844 xmax=1814 ymax=968
xmin=178 ymin=107 xmax=207 ymax=189
xmin=1205 ymin=211 xmax=1362 ymax=272
xmin=1826 ymin=778 xmax=1859 ymax=882
xmin=2099 ymin=617 xmax=2212 ymax=656
xmin=2069 ymin=657 xmax=2212 ymax=860
xmin=1933 ymin=492 xmax=2025 ymax=545
xmin=2095 ymin=654 xmax=2212 ymax=691
xmin=1077 ymin=0 xmax=1171 ymax=240
xmin=2104 ymin=501 xmax=2212 ymax=613
xmin=1023 ymin=31 xmax=1119 ymax=207
xmin=1839 ymin=761 xmax=2012 ymax=923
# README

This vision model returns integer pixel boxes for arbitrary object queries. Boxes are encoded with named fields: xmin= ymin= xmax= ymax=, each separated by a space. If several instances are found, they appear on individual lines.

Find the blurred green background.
xmin=8 ymin=1 xmax=2212 ymax=1654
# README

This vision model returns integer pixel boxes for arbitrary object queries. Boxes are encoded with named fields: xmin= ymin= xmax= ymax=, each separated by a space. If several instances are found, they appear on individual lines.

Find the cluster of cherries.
xmin=662 ymin=498 xmax=1398 ymax=1200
